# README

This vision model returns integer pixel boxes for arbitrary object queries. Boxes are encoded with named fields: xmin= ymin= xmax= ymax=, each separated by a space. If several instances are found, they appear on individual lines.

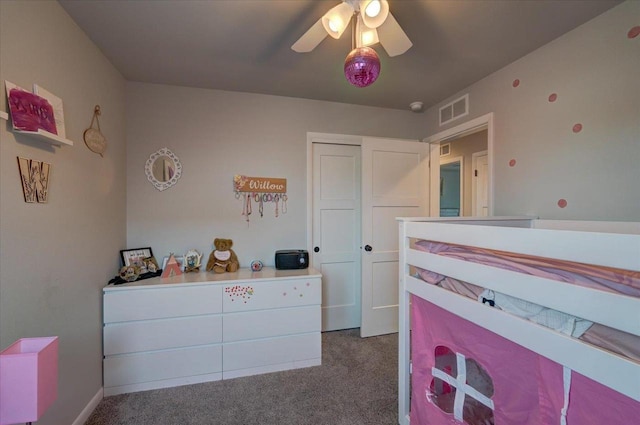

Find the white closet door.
xmin=312 ymin=143 xmax=362 ymax=331
xmin=361 ymin=138 xmax=429 ymax=337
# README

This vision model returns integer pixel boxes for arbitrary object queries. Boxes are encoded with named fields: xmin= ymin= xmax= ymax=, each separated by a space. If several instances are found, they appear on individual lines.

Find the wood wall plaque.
xmin=234 ymin=175 xmax=286 ymax=193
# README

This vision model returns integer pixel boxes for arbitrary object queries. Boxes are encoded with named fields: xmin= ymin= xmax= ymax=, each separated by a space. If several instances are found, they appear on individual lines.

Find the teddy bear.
xmin=206 ymin=238 xmax=239 ymax=273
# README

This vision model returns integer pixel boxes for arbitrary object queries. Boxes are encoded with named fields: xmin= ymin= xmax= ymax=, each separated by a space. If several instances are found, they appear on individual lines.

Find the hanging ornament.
xmin=344 ymin=12 xmax=381 ymax=88
xmin=83 ymin=105 xmax=107 ymax=157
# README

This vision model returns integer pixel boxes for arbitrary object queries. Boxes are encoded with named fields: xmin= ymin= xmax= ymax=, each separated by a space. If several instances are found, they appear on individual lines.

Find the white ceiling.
xmin=59 ymin=0 xmax=620 ymax=111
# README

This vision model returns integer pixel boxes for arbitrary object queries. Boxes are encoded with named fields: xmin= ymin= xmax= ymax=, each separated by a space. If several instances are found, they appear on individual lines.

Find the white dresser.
xmin=103 ymin=268 xmax=322 ymax=396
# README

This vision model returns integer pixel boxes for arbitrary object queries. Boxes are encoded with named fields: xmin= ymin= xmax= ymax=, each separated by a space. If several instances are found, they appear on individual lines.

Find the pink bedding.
xmin=414 ymin=240 xmax=640 ymax=297
xmin=413 ymin=239 xmax=640 ymax=361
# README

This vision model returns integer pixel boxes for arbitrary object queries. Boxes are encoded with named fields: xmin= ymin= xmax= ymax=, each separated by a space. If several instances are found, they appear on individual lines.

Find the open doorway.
xmin=439 ymin=131 xmax=487 ymax=217
xmin=425 ymin=113 xmax=494 ymax=217
xmin=440 ymin=156 xmax=463 ymax=217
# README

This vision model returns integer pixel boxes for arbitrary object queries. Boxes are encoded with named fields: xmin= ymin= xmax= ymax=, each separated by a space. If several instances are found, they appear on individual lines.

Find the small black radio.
xmin=275 ymin=250 xmax=309 ymax=270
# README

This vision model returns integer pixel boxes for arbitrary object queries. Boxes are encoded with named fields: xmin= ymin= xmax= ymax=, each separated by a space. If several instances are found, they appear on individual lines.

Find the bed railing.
xmin=397 ymin=217 xmax=640 ymax=425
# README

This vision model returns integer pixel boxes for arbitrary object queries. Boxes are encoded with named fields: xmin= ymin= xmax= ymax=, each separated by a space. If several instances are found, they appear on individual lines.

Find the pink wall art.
xmin=5 ymin=81 xmax=57 ymax=135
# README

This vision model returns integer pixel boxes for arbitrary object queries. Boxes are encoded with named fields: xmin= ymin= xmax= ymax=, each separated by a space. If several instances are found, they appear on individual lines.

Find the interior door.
xmin=312 ymin=143 xmax=362 ymax=331
xmin=473 ymin=151 xmax=489 ymax=216
xmin=361 ymin=137 xmax=429 ymax=337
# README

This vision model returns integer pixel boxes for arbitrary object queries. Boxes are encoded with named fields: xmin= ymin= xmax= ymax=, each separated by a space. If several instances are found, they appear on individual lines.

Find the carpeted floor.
xmin=85 ymin=329 xmax=398 ymax=425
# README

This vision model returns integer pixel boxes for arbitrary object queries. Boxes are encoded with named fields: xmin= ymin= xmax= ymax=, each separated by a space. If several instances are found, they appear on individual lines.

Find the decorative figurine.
xmin=161 ymin=253 xmax=183 ymax=278
xmin=119 ymin=265 xmax=140 ymax=282
xmin=250 ymin=260 xmax=263 ymax=272
xmin=144 ymin=256 xmax=159 ymax=273
xmin=184 ymin=249 xmax=203 ymax=273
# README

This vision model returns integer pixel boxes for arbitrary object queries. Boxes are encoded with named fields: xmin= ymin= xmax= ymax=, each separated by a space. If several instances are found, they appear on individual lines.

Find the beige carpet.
xmin=85 ymin=329 xmax=398 ymax=425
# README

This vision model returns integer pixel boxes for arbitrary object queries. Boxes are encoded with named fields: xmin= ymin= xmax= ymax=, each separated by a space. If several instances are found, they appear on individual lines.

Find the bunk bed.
xmin=398 ymin=217 xmax=640 ymax=425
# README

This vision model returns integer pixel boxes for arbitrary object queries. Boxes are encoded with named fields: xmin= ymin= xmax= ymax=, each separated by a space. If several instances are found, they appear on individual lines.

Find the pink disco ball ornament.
xmin=344 ymin=47 xmax=381 ymax=88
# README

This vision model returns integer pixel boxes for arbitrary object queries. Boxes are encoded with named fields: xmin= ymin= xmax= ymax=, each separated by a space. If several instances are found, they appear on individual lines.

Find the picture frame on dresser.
xmin=120 ymin=247 xmax=154 ymax=274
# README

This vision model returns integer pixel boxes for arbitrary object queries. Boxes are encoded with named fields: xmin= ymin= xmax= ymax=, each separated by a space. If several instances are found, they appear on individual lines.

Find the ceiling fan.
xmin=291 ymin=0 xmax=412 ymax=58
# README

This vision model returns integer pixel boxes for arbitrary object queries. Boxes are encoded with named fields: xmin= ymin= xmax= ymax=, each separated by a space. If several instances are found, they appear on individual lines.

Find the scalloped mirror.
xmin=145 ymin=147 xmax=182 ymax=191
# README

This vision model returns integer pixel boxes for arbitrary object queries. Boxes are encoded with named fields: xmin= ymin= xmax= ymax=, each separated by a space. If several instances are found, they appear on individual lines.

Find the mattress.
xmin=413 ymin=240 xmax=640 ymax=362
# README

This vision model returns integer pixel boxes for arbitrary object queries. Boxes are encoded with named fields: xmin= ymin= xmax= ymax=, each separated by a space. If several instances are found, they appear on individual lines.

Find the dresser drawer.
xmin=223 ymin=278 xmax=321 ymax=312
xmin=104 ymin=344 xmax=222 ymax=388
xmin=104 ymin=315 xmax=222 ymax=355
xmin=223 ymin=332 xmax=320 ymax=373
xmin=104 ymin=285 xmax=222 ymax=323
xmin=223 ymin=306 xmax=320 ymax=342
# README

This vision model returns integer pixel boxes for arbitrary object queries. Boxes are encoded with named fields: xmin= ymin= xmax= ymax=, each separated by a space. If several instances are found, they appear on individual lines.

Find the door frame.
xmin=423 ymin=113 xmax=495 ymax=217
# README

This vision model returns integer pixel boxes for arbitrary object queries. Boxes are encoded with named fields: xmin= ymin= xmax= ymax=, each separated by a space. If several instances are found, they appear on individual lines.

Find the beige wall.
xmin=125 ymin=82 xmax=425 ymax=266
xmin=425 ymin=1 xmax=640 ymax=221
xmin=0 ymin=2 xmax=126 ymax=424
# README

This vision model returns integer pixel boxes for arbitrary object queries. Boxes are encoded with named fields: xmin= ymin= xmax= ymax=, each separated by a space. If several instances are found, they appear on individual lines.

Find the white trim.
xmin=424 ymin=113 xmax=494 ymax=217
xmin=0 ymin=111 xmax=8 ymax=120
xmin=71 ymin=387 xmax=103 ymax=425
xmin=104 ymin=372 xmax=223 ymax=396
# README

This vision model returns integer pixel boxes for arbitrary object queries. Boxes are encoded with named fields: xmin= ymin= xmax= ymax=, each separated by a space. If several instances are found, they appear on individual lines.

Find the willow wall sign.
xmin=233 ymin=175 xmax=286 ymax=193
xmin=233 ymin=175 xmax=288 ymax=224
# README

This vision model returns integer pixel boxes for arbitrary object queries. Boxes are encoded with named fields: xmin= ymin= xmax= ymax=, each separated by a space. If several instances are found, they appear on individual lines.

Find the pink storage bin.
xmin=0 ymin=336 xmax=58 ymax=425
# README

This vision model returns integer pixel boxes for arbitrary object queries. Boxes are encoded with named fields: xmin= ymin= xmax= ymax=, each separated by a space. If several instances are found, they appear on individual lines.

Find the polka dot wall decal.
xmin=512 ymin=79 xmax=520 ymax=88
xmin=628 ymin=26 xmax=640 ymax=39
xmin=558 ymin=199 xmax=568 ymax=208
xmin=573 ymin=123 xmax=583 ymax=133
xmin=509 ymin=159 xmax=517 ymax=167
xmin=548 ymin=93 xmax=557 ymax=102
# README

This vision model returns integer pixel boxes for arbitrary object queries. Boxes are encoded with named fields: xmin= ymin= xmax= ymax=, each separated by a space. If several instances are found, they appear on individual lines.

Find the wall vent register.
xmin=439 ymin=94 xmax=469 ymax=126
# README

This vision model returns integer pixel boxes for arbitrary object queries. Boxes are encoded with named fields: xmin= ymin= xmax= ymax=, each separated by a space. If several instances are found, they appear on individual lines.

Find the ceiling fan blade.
xmin=377 ymin=12 xmax=412 ymax=57
xmin=292 ymin=18 xmax=328 ymax=53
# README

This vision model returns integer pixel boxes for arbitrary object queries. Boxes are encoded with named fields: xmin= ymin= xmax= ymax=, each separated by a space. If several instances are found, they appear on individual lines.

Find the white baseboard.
xmin=104 ymin=372 xmax=223 ymax=397
xmin=72 ymin=387 xmax=103 ymax=425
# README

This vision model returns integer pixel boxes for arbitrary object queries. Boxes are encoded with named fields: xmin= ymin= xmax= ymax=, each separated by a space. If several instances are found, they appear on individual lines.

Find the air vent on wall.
xmin=440 ymin=143 xmax=451 ymax=157
xmin=439 ymin=94 xmax=469 ymax=126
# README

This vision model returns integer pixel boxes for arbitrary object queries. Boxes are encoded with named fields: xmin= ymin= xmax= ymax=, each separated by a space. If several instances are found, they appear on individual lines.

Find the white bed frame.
xmin=398 ymin=216 xmax=640 ymax=425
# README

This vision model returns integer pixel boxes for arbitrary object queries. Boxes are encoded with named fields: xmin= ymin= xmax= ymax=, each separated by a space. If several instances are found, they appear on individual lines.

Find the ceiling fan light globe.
xmin=360 ymin=0 xmax=389 ymax=29
xmin=361 ymin=28 xmax=379 ymax=46
xmin=328 ymin=18 xmax=342 ymax=33
xmin=364 ymin=0 xmax=381 ymax=17
xmin=322 ymin=2 xmax=354 ymax=39
xmin=344 ymin=47 xmax=381 ymax=88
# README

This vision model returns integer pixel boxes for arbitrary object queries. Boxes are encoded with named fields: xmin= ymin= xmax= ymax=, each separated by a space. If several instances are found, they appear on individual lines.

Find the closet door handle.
xmin=314 ymin=247 xmax=320 ymax=253
xmin=364 ymin=245 xmax=373 ymax=252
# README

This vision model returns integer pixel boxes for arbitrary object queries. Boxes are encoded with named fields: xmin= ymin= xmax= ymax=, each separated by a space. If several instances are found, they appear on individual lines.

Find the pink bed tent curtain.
xmin=410 ymin=296 xmax=640 ymax=425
